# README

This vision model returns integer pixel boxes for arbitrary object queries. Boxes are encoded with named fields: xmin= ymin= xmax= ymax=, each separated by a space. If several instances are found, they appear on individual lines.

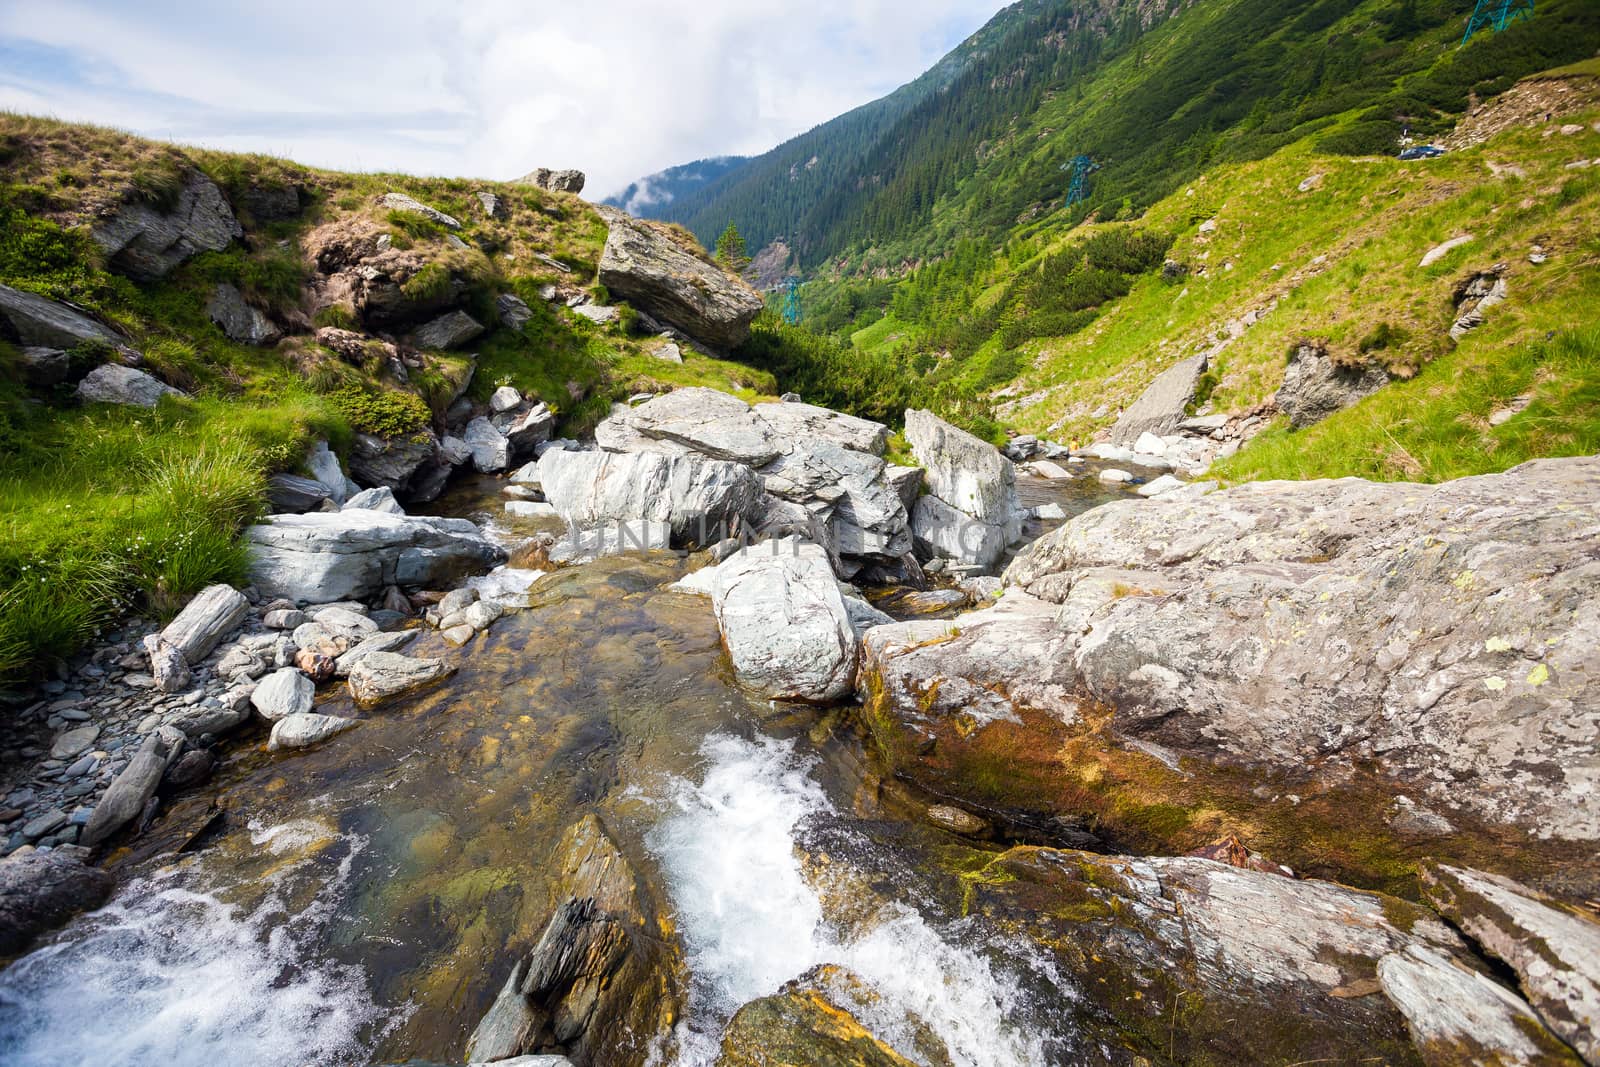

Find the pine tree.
xmin=714 ymin=223 xmax=751 ymax=273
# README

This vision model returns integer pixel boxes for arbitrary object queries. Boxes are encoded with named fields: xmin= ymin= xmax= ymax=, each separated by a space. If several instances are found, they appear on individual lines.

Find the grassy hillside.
xmin=764 ymin=61 xmax=1599 ymax=477
xmin=0 ymin=115 xmax=771 ymax=686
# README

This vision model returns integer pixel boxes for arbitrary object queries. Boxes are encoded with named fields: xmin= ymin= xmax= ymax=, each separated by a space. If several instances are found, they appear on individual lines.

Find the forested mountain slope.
xmin=648 ymin=0 xmax=1600 ymax=271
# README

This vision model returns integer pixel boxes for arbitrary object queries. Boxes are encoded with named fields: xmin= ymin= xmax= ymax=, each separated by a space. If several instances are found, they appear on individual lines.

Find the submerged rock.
xmin=717 ymin=967 xmax=919 ymax=1067
xmin=267 ymin=712 xmax=359 ymax=751
xmin=0 ymin=847 xmax=113 ymax=956
xmin=467 ymin=814 xmax=680 ymax=1067
xmin=347 ymin=651 xmax=453 ymax=708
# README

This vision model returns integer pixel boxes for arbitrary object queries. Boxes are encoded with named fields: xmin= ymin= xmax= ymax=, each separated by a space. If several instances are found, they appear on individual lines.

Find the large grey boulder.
xmin=760 ymin=440 xmax=910 ymax=558
xmin=700 ymin=537 xmax=858 ymax=702
xmin=160 ymin=584 xmax=250 ymax=664
xmin=205 ymin=283 xmax=279 ymax=345
xmin=464 ymin=417 xmax=510 ymax=473
xmin=306 ymin=440 xmax=356 ymax=504
xmin=1275 ymin=342 xmax=1390 ymax=428
xmin=595 ymin=207 xmax=765 ymax=349
xmin=246 ymin=510 xmax=505 ymax=602
xmin=998 ymin=455 xmax=1600 ymax=845
xmin=16 ymin=346 xmax=71 ymax=387
xmin=546 ymin=520 xmax=671 ymax=564
xmin=910 ymin=492 xmax=1009 ymax=573
xmin=92 ymin=169 xmax=243 ymax=281
xmin=515 ymin=168 xmax=586 ymax=194
xmin=1420 ymin=863 xmax=1600 ymax=1062
xmin=0 ymin=284 xmax=129 ymax=353
xmin=1108 ymin=353 xmax=1207 ymax=446
xmin=903 ymin=409 xmax=1020 ymax=570
xmin=538 ymin=447 xmax=760 ymax=546
xmin=76 ymin=364 xmax=184 ymax=408
xmin=348 ymin=651 xmax=453 ymax=708
xmin=267 ymin=473 xmax=332 ymax=513
xmin=250 ymin=667 xmax=314 ymax=721
xmin=499 ymin=403 xmax=556 ymax=459
xmin=412 ymin=309 xmax=484 ymax=350
xmin=348 ymin=431 xmax=437 ymax=495
xmin=0 ymin=847 xmax=114 ymax=956
xmin=81 ymin=727 xmax=185 ymax=847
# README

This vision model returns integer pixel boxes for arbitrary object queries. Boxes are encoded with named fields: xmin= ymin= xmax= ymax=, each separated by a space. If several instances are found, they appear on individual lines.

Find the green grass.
xmin=0 ymin=391 xmax=344 ymax=683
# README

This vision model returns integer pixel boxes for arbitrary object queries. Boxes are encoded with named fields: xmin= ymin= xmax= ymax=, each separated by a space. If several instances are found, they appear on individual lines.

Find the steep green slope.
xmin=671 ymin=0 xmax=1600 ymax=271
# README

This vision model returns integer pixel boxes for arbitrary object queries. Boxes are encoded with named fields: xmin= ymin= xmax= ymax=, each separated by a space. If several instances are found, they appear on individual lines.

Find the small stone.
xmin=263 ymin=608 xmax=306 ymax=630
xmin=442 ymin=624 xmax=476 ymax=647
xmin=49 ymin=726 xmax=99 ymax=761
xmin=22 ymin=811 xmax=68 ymax=840
xmin=267 ymin=713 xmax=359 ymax=751
xmin=250 ymin=668 xmax=314 ymax=721
xmin=926 ymin=804 xmax=990 ymax=837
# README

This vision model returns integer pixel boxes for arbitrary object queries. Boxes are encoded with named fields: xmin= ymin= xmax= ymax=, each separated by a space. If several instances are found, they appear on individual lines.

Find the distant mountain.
xmin=601 ymin=156 xmax=750 ymax=218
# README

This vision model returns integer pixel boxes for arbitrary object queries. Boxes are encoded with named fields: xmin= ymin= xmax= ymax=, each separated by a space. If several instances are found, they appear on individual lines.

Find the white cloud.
xmin=0 ymin=0 xmax=1003 ymax=197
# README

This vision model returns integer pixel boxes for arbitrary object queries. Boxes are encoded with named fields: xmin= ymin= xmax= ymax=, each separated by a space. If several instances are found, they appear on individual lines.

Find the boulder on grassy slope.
xmin=1107 ymin=353 xmax=1207 ymax=446
xmin=0 ymin=284 xmax=132 ymax=354
xmin=595 ymin=207 xmax=765 ymax=349
xmin=92 ymin=169 xmax=243 ymax=281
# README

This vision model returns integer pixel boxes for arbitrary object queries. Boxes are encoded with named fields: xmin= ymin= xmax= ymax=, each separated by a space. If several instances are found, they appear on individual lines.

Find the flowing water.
xmin=0 ymin=469 xmax=1130 ymax=1066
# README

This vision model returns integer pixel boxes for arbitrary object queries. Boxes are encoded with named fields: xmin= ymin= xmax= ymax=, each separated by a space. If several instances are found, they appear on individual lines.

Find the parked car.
xmin=1399 ymin=144 xmax=1446 ymax=160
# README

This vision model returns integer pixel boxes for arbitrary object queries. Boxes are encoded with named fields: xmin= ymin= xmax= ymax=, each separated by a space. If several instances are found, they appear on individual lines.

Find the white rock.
xmin=1133 ymin=432 xmax=1168 ymax=457
xmin=343 ymin=486 xmax=405 ymax=515
xmin=160 ymin=585 xmax=250 ymax=664
xmin=1138 ymin=474 xmax=1186 ymax=497
xmin=464 ymin=417 xmax=510 ymax=473
xmin=1099 ymin=468 xmax=1134 ymax=483
xmin=250 ymin=668 xmax=314 ymax=721
xmin=489 ymin=385 xmax=523 ymax=413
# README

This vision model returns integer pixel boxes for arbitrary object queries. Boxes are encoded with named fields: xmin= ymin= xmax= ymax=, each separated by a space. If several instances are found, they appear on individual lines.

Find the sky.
xmin=0 ymin=1 xmax=1006 ymax=200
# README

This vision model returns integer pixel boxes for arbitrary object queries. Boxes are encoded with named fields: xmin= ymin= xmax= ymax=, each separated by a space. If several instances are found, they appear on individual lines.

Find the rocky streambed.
xmin=0 ymin=394 xmax=1596 ymax=1067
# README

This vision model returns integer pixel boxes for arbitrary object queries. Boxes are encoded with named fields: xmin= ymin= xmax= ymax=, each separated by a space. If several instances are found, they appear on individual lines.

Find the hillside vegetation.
xmin=0 ymin=116 xmax=771 ymax=684
xmin=656 ymin=0 xmax=1600 ymax=272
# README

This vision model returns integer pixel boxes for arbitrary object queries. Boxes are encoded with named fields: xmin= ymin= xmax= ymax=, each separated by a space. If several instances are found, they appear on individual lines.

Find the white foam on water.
xmin=0 ymin=825 xmax=397 ymax=1067
xmin=647 ymin=733 xmax=1050 ymax=1067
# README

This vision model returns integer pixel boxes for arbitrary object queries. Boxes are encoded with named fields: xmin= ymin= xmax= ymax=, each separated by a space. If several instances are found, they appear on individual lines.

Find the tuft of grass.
xmin=327 ymin=385 xmax=431 ymax=438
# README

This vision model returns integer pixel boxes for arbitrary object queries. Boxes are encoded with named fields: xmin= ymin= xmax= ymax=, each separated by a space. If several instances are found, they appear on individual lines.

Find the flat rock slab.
xmin=246 ymin=510 xmax=504 ymax=603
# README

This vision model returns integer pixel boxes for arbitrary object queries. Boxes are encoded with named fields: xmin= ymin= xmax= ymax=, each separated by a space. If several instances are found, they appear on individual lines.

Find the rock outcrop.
xmin=718 ymin=967 xmax=918 ymax=1067
xmin=861 ymin=456 xmax=1600 ymax=890
xmin=595 ymin=208 xmax=765 ymax=349
xmin=1419 ymin=863 xmax=1600 ymax=1063
xmin=205 ymin=283 xmax=280 ymax=345
xmin=92 ymin=169 xmax=243 ymax=281
xmin=1275 ymin=341 xmax=1391 ymax=428
xmin=517 ymin=168 xmax=586 ymax=194
xmin=904 ymin=409 xmax=1020 ymax=571
xmin=246 ymin=510 xmax=505 ymax=602
xmin=1107 ymin=353 xmax=1207 ymax=446
xmin=0 ymin=283 xmax=132 ymax=354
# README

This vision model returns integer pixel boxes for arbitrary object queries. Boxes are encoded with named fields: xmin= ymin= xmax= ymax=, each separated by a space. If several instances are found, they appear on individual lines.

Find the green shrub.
xmin=327 ymin=385 xmax=431 ymax=437
xmin=314 ymin=304 xmax=360 ymax=331
xmin=401 ymin=262 xmax=452 ymax=303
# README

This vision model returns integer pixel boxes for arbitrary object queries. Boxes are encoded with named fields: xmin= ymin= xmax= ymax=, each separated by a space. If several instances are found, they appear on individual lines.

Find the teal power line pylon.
xmin=1462 ymin=0 xmax=1534 ymax=46
xmin=781 ymin=277 xmax=801 ymax=325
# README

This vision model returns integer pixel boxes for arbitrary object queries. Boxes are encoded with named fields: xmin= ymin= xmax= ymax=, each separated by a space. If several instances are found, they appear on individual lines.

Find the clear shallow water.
xmin=0 ymin=472 xmax=1113 ymax=1066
